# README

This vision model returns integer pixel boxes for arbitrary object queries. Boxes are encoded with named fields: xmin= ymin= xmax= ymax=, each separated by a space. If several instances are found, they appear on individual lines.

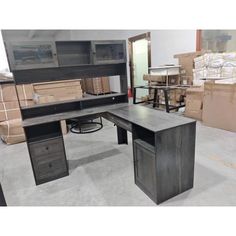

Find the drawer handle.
xmin=49 ymin=163 xmax=52 ymax=168
xmin=46 ymin=147 xmax=49 ymax=151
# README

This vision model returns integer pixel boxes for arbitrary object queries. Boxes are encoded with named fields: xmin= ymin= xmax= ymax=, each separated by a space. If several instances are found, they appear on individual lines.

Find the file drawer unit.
xmin=24 ymin=121 xmax=69 ymax=185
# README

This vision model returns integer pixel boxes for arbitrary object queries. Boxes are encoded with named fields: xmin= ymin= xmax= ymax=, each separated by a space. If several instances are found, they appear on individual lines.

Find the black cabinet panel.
xmin=5 ymin=41 xmax=59 ymax=71
xmin=92 ymin=41 xmax=126 ymax=64
xmin=56 ymin=41 xmax=91 ymax=66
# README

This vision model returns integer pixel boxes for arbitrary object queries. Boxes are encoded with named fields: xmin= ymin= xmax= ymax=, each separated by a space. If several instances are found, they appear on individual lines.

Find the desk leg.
xmin=163 ymin=89 xmax=170 ymax=113
xmin=117 ymin=126 xmax=128 ymax=144
xmin=153 ymin=88 xmax=158 ymax=108
xmin=0 ymin=183 xmax=7 ymax=206
xmin=133 ymin=87 xmax=136 ymax=104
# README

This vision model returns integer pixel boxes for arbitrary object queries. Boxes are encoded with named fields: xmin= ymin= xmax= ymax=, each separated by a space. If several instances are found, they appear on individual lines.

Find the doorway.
xmin=128 ymin=32 xmax=151 ymax=98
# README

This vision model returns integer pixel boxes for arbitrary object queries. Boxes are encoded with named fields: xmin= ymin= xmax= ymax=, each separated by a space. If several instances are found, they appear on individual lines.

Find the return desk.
xmin=22 ymin=104 xmax=196 ymax=204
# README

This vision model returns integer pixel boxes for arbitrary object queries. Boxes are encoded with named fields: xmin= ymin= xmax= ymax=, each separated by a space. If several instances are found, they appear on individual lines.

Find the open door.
xmin=128 ymin=32 xmax=151 ymax=98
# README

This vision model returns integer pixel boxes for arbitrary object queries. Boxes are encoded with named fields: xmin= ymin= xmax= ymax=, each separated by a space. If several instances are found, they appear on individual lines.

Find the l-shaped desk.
xmin=23 ymin=103 xmax=196 ymax=205
xmin=3 ymin=38 xmax=196 ymax=205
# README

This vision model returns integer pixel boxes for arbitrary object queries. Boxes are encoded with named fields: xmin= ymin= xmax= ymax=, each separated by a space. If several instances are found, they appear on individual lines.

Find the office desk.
xmin=23 ymin=104 xmax=196 ymax=204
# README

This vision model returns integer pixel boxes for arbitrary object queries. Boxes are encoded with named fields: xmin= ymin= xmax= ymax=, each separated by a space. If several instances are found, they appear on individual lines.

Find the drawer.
xmin=103 ymin=113 xmax=132 ymax=132
xmin=34 ymin=154 xmax=67 ymax=180
xmin=29 ymin=137 xmax=64 ymax=157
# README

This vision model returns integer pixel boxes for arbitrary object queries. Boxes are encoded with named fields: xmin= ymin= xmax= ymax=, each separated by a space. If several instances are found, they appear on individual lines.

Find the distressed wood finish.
xmin=25 ymin=122 xmax=69 ymax=185
xmin=154 ymin=122 xmax=196 ymax=204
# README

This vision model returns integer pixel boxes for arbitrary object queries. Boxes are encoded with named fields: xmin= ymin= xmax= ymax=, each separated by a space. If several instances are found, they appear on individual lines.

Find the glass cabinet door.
xmin=92 ymin=41 xmax=126 ymax=64
xmin=6 ymin=41 xmax=59 ymax=71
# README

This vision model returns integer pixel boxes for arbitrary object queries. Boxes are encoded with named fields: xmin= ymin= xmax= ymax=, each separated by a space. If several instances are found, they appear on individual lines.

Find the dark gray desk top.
xmin=23 ymin=103 xmax=195 ymax=133
xmin=22 ymin=103 xmax=128 ymax=127
xmin=108 ymin=105 xmax=195 ymax=132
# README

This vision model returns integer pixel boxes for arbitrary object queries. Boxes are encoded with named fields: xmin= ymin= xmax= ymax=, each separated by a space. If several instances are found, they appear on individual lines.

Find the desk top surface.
xmin=108 ymin=105 xmax=195 ymax=132
xmin=23 ymin=103 xmax=195 ymax=132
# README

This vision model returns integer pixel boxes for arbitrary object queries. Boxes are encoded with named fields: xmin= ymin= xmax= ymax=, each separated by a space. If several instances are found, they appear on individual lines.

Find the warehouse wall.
xmin=150 ymin=30 xmax=196 ymax=65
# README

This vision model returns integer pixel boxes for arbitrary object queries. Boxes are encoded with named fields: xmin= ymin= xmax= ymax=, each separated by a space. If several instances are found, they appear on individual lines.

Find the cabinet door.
xmin=134 ymin=139 xmax=157 ymax=199
xmin=5 ymin=41 xmax=59 ymax=71
xmin=92 ymin=40 xmax=126 ymax=64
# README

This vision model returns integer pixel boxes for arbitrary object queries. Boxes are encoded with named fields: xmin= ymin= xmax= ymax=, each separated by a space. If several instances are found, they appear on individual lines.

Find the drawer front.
xmin=34 ymin=153 xmax=67 ymax=180
xmin=29 ymin=137 xmax=64 ymax=157
xmin=103 ymin=113 xmax=132 ymax=132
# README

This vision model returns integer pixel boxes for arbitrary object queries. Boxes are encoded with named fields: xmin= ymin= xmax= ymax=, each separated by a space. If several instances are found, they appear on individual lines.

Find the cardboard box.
xmin=0 ymin=101 xmax=21 ymax=122
xmin=19 ymin=100 xmax=35 ymax=107
xmin=61 ymin=120 xmax=68 ymax=135
xmin=202 ymin=82 xmax=236 ymax=132
xmin=16 ymin=84 xmax=34 ymax=100
xmin=33 ymin=79 xmax=81 ymax=90
xmin=143 ymin=74 xmax=179 ymax=85
xmin=34 ymin=79 xmax=83 ymax=102
xmin=34 ymin=94 xmax=55 ymax=104
xmin=0 ymin=119 xmax=25 ymax=144
xmin=101 ymin=77 xmax=110 ymax=93
xmin=85 ymin=77 xmax=110 ymax=95
xmin=174 ymin=52 xmax=203 ymax=82
xmin=0 ymin=84 xmax=18 ymax=102
xmin=184 ymin=87 xmax=204 ymax=120
xmin=143 ymin=74 xmax=166 ymax=82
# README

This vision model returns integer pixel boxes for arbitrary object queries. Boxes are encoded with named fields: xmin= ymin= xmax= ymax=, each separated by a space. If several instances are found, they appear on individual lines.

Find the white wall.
xmin=149 ymin=30 xmax=196 ymax=65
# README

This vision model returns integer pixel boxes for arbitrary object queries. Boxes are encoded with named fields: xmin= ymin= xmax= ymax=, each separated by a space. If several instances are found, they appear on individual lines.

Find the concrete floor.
xmin=0 ymin=118 xmax=236 ymax=206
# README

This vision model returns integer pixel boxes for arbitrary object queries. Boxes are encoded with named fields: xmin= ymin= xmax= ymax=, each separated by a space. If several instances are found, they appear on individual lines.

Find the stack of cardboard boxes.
xmin=174 ymin=51 xmax=203 ymax=85
xmin=184 ymin=52 xmax=236 ymax=132
xmin=33 ymin=79 xmax=83 ymax=104
xmin=143 ymin=74 xmax=179 ymax=85
xmin=84 ymin=77 xmax=111 ymax=95
xmin=0 ymin=83 xmax=25 ymax=144
xmin=16 ymin=84 xmax=35 ymax=106
xmin=202 ymin=82 xmax=236 ymax=132
xmin=184 ymin=87 xmax=204 ymax=120
xmin=0 ymin=79 xmax=84 ymax=144
xmin=193 ymin=52 xmax=236 ymax=85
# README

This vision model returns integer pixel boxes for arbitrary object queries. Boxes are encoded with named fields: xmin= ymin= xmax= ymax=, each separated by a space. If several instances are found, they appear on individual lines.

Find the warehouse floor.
xmin=1 ymin=117 xmax=236 ymax=206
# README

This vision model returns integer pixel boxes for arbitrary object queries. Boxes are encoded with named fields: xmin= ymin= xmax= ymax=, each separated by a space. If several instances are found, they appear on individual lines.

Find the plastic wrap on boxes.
xmin=194 ymin=53 xmax=224 ymax=69
xmin=221 ymin=67 xmax=236 ymax=78
xmin=223 ymin=52 xmax=236 ymax=61
xmin=193 ymin=68 xmax=221 ymax=80
xmin=223 ymin=61 xmax=236 ymax=67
